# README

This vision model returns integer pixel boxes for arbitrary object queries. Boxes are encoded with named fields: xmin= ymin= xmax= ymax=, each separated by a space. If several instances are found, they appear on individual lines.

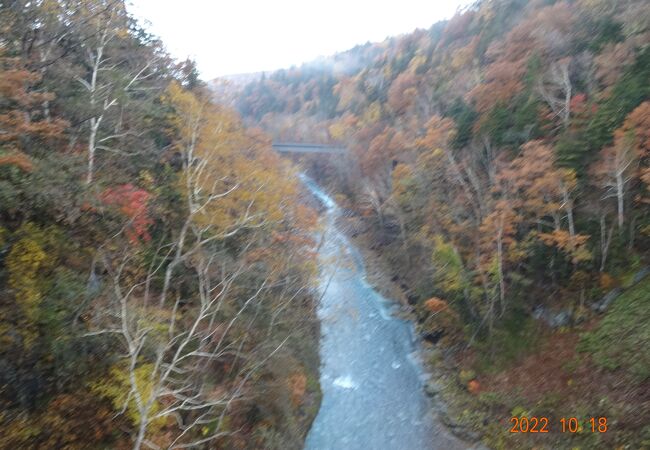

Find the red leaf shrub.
xmin=101 ymin=184 xmax=153 ymax=244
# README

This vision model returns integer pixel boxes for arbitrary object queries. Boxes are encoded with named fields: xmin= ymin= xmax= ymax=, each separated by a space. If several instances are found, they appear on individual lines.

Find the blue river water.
xmin=302 ymin=176 xmax=468 ymax=450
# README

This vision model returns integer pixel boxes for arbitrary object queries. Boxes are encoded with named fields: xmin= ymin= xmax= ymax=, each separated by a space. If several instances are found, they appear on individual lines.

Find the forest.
xmin=2 ymin=0 xmax=650 ymax=449
xmin=223 ymin=0 xmax=650 ymax=448
xmin=0 ymin=1 xmax=321 ymax=449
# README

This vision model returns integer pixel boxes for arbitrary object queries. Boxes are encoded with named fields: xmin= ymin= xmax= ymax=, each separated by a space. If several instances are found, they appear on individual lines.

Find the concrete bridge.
xmin=272 ymin=142 xmax=347 ymax=155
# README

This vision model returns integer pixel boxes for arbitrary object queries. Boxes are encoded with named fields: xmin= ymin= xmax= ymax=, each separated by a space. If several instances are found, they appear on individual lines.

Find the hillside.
xmin=0 ymin=2 xmax=320 ymax=448
xmin=224 ymin=0 xmax=650 ymax=448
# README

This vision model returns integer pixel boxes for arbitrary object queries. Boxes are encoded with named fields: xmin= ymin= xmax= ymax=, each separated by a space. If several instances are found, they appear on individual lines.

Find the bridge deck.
xmin=272 ymin=143 xmax=346 ymax=154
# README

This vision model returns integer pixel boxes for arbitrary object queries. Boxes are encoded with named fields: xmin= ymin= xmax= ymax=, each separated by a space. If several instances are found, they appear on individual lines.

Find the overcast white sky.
xmin=128 ymin=0 xmax=469 ymax=79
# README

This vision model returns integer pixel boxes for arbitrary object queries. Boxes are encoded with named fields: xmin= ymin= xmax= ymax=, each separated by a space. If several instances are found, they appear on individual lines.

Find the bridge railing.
xmin=272 ymin=142 xmax=347 ymax=155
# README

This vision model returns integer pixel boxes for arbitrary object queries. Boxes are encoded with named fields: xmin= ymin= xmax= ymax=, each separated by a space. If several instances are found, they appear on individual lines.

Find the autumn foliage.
xmin=230 ymin=15 xmax=650 ymax=448
xmin=424 ymin=297 xmax=449 ymax=313
xmin=101 ymin=184 xmax=153 ymax=244
xmin=0 ymin=2 xmax=319 ymax=449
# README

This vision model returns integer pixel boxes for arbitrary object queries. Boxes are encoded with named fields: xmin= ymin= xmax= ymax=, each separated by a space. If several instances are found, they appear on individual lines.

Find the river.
xmin=302 ymin=176 xmax=468 ymax=450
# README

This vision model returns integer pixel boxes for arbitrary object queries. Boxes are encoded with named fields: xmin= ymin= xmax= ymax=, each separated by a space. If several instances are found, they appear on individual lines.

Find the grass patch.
xmin=476 ymin=309 xmax=539 ymax=372
xmin=578 ymin=278 xmax=650 ymax=380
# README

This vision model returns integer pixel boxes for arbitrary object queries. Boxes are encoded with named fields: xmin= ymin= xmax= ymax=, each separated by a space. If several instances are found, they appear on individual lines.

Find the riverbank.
xmin=336 ymin=212 xmax=650 ymax=450
xmin=335 ymin=214 xmax=488 ymax=446
xmin=302 ymin=177 xmax=469 ymax=450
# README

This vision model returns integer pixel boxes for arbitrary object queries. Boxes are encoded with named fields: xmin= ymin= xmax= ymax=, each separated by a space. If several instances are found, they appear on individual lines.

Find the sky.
xmin=128 ymin=0 xmax=470 ymax=79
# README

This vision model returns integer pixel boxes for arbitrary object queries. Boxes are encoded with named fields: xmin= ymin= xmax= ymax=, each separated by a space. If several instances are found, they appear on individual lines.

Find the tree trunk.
xmin=616 ymin=171 xmax=625 ymax=229
xmin=628 ymin=214 xmax=636 ymax=250
xmin=496 ymin=226 xmax=505 ymax=317
xmin=600 ymin=215 xmax=615 ymax=272
xmin=86 ymin=118 xmax=99 ymax=184
xmin=561 ymin=61 xmax=571 ymax=128
xmin=133 ymin=419 xmax=147 ymax=450
xmin=562 ymin=186 xmax=575 ymax=237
